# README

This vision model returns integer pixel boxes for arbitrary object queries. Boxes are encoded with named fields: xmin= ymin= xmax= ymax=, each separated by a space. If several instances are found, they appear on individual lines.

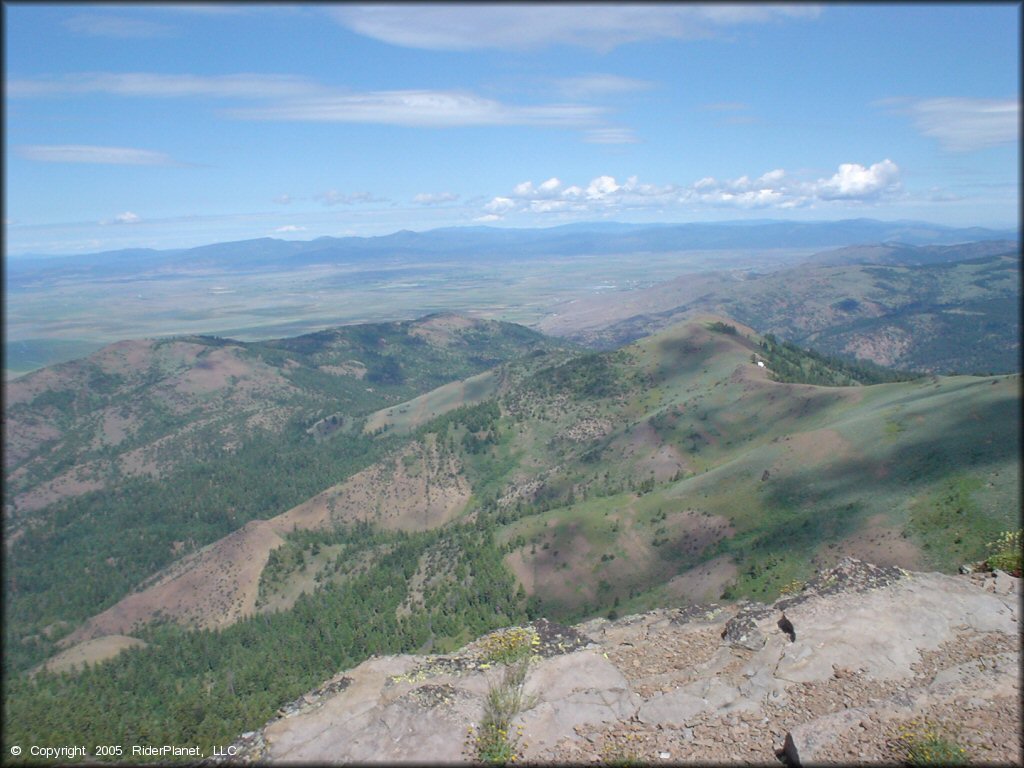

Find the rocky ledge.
xmin=213 ymin=559 xmax=1020 ymax=765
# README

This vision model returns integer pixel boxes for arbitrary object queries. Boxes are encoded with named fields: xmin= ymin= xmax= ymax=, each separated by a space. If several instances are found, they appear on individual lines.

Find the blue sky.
xmin=4 ymin=3 xmax=1020 ymax=255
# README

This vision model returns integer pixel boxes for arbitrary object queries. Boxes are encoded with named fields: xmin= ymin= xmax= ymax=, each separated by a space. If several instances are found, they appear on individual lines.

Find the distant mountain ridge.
xmin=539 ymin=245 xmax=1021 ymax=374
xmin=8 ymin=219 xmax=1018 ymax=280
xmin=801 ymin=239 xmax=1018 ymax=267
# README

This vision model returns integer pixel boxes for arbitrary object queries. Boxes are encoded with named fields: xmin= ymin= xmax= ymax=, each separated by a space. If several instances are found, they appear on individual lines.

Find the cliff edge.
xmin=214 ymin=559 xmax=1020 ymax=765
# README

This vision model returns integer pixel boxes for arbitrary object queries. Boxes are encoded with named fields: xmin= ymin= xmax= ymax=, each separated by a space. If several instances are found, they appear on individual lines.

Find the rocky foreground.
xmin=215 ymin=559 xmax=1020 ymax=765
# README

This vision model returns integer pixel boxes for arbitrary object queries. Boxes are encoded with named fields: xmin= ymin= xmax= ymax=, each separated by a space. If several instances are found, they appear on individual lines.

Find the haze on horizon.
xmin=4 ymin=3 xmax=1020 ymax=256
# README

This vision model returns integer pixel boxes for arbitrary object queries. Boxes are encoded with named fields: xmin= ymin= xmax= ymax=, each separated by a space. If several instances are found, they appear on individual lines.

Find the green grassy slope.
xmin=2 ymin=314 xmax=564 ymax=672
xmin=574 ymin=250 xmax=1020 ymax=374
xmin=475 ymin=319 xmax=1018 ymax=618
xmin=4 ymin=316 xmax=1018 ymax=760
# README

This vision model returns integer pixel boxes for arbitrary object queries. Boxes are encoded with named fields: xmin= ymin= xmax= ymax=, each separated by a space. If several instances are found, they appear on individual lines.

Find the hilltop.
xmin=7 ymin=224 xmax=1017 ymax=380
xmin=3 ymin=314 xmax=565 ymax=671
xmin=214 ymin=559 xmax=1020 ymax=765
xmin=30 ymin=317 xmax=1019 ymax=662
xmin=539 ymin=244 xmax=1020 ymax=374
xmin=4 ymin=315 xmax=1019 ymax=758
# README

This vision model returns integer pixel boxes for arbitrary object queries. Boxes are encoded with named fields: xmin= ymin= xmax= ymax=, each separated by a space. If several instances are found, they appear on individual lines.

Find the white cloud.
xmin=698 ymin=101 xmax=751 ymax=112
xmin=555 ymin=74 xmax=656 ymax=98
xmin=473 ymin=214 xmax=503 ymax=223
xmin=584 ymin=127 xmax=640 ymax=144
xmin=317 ymin=190 xmax=384 ymax=206
xmin=17 ymin=145 xmax=175 ymax=165
xmin=481 ymin=161 xmax=901 ymax=220
xmin=100 ymin=211 xmax=142 ymax=225
xmin=274 ymin=224 xmax=305 ymax=233
xmin=484 ymin=197 xmax=516 ymax=213
xmin=586 ymin=175 xmax=621 ymax=199
xmin=879 ymin=97 xmax=1019 ymax=152
xmin=530 ymin=200 xmax=570 ymax=213
xmin=273 ymin=194 xmax=293 ymax=205
xmin=682 ymin=161 xmax=901 ymax=207
xmin=9 ymin=72 xmax=606 ymax=131
xmin=330 ymin=5 xmax=821 ymax=52
xmin=7 ymin=72 xmax=322 ymax=99
xmin=226 ymin=89 xmax=603 ymax=127
xmin=63 ymin=14 xmax=173 ymax=38
xmin=413 ymin=192 xmax=459 ymax=205
xmin=816 ymin=159 xmax=901 ymax=200
xmin=484 ymin=174 xmax=678 ymax=217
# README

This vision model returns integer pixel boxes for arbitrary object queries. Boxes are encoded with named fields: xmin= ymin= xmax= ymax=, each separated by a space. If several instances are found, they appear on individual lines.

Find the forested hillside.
xmin=5 ymin=316 xmax=1018 ymax=760
xmin=544 ymin=247 xmax=1020 ymax=375
xmin=3 ymin=314 xmax=564 ymax=674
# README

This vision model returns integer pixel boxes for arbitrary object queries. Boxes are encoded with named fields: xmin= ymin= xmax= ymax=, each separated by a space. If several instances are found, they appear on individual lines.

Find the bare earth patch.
xmin=610 ymin=421 xmax=690 ymax=480
xmin=842 ymin=326 xmax=913 ymax=368
xmin=58 ymin=437 xmax=472 ymax=649
xmin=37 ymin=635 xmax=148 ymax=675
xmin=62 ymin=519 xmax=287 ymax=645
xmin=96 ymin=408 xmax=136 ymax=448
xmin=320 ymin=361 xmax=367 ymax=379
xmin=3 ymin=417 xmax=62 ymax=470
xmin=769 ymin=428 xmax=852 ymax=475
xmin=505 ymin=523 xmax=596 ymax=605
xmin=171 ymin=347 xmax=258 ymax=396
xmin=664 ymin=554 xmax=738 ymax=603
xmin=407 ymin=313 xmax=477 ymax=345
xmin=90 ymin=339 xmax=159 ymax=375
xmin=285 ymin=438 xmax=471 ymax=532
xmin=820 ymin=513 xmax=924 ymax=571
xmin=12 ymin=466 xmax=106 ymax=514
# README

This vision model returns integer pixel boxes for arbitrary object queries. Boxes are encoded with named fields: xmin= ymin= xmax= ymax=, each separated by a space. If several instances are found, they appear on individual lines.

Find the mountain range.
xmin=541 ymin=244 xmax=1020 ymax=374
xmin=2 ymin=222 xmax=1020 ymax=760
xmin=8 ymin=219 xmax=1017 ymax=280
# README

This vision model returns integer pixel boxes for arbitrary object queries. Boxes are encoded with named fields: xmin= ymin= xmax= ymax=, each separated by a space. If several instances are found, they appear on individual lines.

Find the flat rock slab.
xmin=519 ymin=650 xmax=640 ymax=758
xmin=223 ymin=560 xmax=1019 ymax=764
xmin=769 ymin=571 xmax=1017 ymax=683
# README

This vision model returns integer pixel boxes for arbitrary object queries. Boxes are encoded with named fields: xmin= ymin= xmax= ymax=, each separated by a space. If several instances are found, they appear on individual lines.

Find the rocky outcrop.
xmin=214 ymin=560 xmax=1020 ymax=765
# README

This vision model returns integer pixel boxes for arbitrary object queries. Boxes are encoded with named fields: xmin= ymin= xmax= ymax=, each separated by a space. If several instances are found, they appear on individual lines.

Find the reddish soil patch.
xmin=12 ymin=465 xmax=106 ymax=514
xmin=664 ymin=510 xmax=735 ymax=554
xmin=90 ymin=339 xmax=159 ymax=375
xmin=505 ymin=524 xmax=596 ymax=604
xmin=94 ymin=408 xmax=136 ymax=449
xmin=637 ymin=443 xmax=688 ymax=482
xmin=408 ymin=313 xmax=477 ymax=345
xmin=38 ymin=635 xmax=148 ymax=675
xmin=63 ymin=437 xmax=472 ymax=642
xmin=770 ymin=428 xmax=852 ymax=475
xmin=505 ymin=550 xmax=537 ymax=595
xmin=63 ymin=519 xmax=287 ymax=645
xmin=819 ymin=513 xmax=924 ymax=571
xmin=664 ymin=554 xmax=738 ymax=603
xmin=4 ymin=417 xmax=62 ymax=469
xmin=320 ymin=361 xmax=367 ymax=379
xmin=610 ymin=421 xmax=692 ymax=481
xmin=841 ymin=327 xmax=913 ymax=368
xmin=280 ymin=438 xmax=471 ymax=532
xmin=172 ymin=347 xmax=255 ymax=395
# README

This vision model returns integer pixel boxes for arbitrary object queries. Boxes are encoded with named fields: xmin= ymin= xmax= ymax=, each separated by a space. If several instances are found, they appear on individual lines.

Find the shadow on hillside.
xmin=717 ymin=390 xmax=1019 ymax=560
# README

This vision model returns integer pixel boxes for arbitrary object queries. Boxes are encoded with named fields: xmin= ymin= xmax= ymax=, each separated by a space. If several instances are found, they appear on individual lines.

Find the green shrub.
xmin=478 ymin=626 xmax=539 ymax=665
xmin=896 ymin=719 xmax=968 ymax=766
xmin=985 ymin=529 xmax=1022 ymax=575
